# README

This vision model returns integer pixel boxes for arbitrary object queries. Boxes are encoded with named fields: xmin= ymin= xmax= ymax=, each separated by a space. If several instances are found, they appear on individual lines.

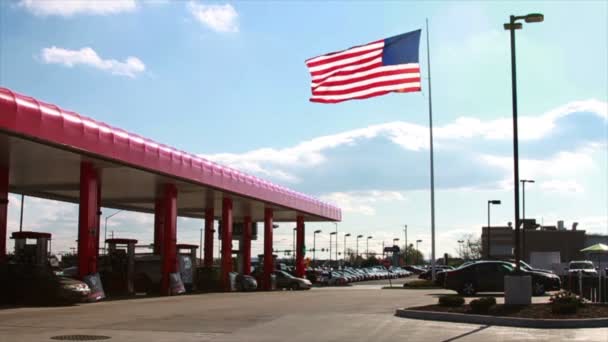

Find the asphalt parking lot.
xmin=0 ymin=279 xmax=606 ymax=342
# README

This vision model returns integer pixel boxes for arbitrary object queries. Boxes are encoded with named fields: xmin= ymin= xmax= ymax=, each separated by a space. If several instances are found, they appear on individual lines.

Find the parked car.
xmin=235 ymin=274 xmax=258 ymax=291
xmin=418 ymin=265 xmax=454 ymax=280
xmin=274 ymin=270 xmax=312 ymax=290
xmin=508 ymin=260 xmax=554 ymax=274
xmin=443 ymin=261 xmax=561 ymax=296
xmin=403 ymin=265 xmax=426 ymax=274
xmin=567 ymin=260 xmax=597 ymax=276
xmin=0 ymin=263 xmax=91 ymax=305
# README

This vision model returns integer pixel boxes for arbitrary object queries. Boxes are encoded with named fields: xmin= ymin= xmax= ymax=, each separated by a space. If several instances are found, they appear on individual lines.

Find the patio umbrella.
xmin=580 ymin=243 xmax=608 ymax=302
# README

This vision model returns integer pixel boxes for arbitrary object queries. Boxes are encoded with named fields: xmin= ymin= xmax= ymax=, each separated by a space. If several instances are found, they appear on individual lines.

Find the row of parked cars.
xmin=305 ymin=266 xmax=413 ymax=286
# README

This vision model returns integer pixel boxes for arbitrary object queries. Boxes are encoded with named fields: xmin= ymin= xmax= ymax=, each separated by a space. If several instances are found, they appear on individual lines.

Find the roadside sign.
xmin=383 ymin=245 xmax=400 ymax=253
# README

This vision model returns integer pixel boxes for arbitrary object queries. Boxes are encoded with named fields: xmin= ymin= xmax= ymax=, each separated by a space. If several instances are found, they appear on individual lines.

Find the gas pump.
xmin=256 ymin=253 xmax=278 ymax=290
xmin=176 ymin=244 xmax=198 ymax=291
xmin=102 ymin=238 xmax=137 ymax=295
xmin=11 ymin=231 xmax=51 ymax=265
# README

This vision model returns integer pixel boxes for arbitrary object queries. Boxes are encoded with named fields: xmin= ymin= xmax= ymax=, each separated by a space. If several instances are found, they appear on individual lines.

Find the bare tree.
xmin=458 ymin=234 xmax=482 ymax=260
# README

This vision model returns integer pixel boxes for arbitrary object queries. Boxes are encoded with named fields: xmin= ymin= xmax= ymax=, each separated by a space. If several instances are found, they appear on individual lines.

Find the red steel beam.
xmin=263 ymin=208 xmax=274 ymax=290
xmin=153 ymin=198 xmax=164 ymax=255
xmin=295 ymin=215 xmax=305 ymax=278
xmin=78 ymin=162 xmax=100 ymax=278
xmin=242 ymin=215 xmax=252 ymax=275
xmin=220 ymin=197 xmax=233 ymax=291
xmin=203 ymin=207 xmax=214 ymax=267
xmin=160 ymin=184 xmax=177 ymax=295
xmin=0 ymin=167 xmax=8 ymax=262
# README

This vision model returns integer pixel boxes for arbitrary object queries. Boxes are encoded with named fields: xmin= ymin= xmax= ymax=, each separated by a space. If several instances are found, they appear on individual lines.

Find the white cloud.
xmin=188 ymin=2 xmax=239 ymax=33
xmin=479 ymin=143 xmax=603 ymax=192
xmin=19 ymin=0 xmax=137 ymax=17
xmin=40 ymin=46 xmax=145 ymax=78
xmin=319 ymin=191 xmax=405 ymax=216
xmin=203 ymin=99 xmax=607 ymax=185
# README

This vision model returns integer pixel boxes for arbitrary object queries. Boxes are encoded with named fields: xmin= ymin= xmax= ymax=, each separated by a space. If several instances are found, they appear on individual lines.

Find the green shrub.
xmin=438 ymin=295 xmax=465 ymax=307
xmin=469 ymin=296 xmax=496 ymax=314
xmin=402 ymin=279 xmax=437 ymax=288
xmin=550 ymin=291 xmax=584 ymax=315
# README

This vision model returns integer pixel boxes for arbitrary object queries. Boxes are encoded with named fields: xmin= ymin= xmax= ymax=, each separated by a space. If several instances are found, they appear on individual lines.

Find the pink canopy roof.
xmin=0 ymin=87 xmax=341 ymax=221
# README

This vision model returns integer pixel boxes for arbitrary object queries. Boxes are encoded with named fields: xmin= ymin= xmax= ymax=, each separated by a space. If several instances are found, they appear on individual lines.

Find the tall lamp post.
xmin=487 ymin=200 xmax=502 ymax=259
xmin=504 ymin=12 xmax=544 ymax=271
xmin=313 ymin=229 xmax=322 ymax=261
xmin=521 ymin=179 xmax=535 ymax=262
xmin=457 ymin=239 xmax=464 ymax=260
xmin=366 ymin=236 xmax=373 ymax=258
xmin=343 ymin=233 xmax=351 ymax=262
xmin=356 ymin=234 xmax=363 ymax=259
xmin=104 ymin=210 xmax=123 ymax=254
xmin=330 ymin=232 xmax=336 ymax=262
xmin=333 ymin=223 xmax=338 ymax=262
xmin=416 ymin=239 xmax=422 ymax=265
xmin=403 ymin=225 xmax=408 ymax=265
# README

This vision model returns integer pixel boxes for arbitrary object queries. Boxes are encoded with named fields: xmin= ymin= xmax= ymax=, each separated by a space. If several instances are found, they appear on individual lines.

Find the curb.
xmin=395 ymin=309 xmax=608 ymax=329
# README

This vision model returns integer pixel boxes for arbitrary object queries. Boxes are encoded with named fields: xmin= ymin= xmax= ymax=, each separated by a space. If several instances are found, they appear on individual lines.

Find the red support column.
xmin=160 ymin=184 xmax=177 ymax=295
xmin=203 ymin=207 xmax=214 ymax=267
xmin=242 ymin=216 xmax=252 ymax=275
xmin=95 ymin=179 xmax=102 ymax=259
xmin=153 ymin=198 xmax=164 ymax=255
xmin=295 ymin=215 xmax=305 ymax=278
xmin=0 ymin=167 xmax=8 ymax=262
xmin=78 ymin=162 xmax=100 ymax=279
xmin=263 ymin=208 xmax=274 ymax=290
xmin=220 ymin=197 xmax=233 ymax=291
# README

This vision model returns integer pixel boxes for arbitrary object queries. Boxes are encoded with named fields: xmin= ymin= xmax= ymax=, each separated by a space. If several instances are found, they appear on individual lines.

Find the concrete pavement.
xmin=0 ymin=283 xmax=606 ymax=342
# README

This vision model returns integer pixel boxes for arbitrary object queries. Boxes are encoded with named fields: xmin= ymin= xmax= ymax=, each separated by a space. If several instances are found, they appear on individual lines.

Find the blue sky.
xmin=1 ymin=0 xmax=607 ymax=260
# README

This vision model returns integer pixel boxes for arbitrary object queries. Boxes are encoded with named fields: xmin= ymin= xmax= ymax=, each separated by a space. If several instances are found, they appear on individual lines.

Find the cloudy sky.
xmin=1 ymin=0 xmax=606 ymax=260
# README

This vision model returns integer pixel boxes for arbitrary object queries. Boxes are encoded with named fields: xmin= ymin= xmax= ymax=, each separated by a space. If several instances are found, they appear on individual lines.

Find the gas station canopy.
xmin=0 ymin=87 xmax=341 ymax=222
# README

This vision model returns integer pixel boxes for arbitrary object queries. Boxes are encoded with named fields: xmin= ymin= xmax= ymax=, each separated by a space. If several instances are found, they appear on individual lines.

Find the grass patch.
xmin=400 ymin=279 xmax=440 ymax=289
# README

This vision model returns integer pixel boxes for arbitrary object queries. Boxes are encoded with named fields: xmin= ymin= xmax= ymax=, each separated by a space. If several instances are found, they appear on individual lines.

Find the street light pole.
xmin=313 ymin=230 xmax=322 ymax=262
xmin=292 ymin=227 xmax=296 ymax=265
xmin=487 ymin=200 xmax=501 ymax=259
xmin=404 ymin=225 xmax=408 ymax=265
xmin=504 ymin=12 xmax=543 ymax=271
xmin=343 ymin=233 xmax=351 ymax=262
xmin=330 ymin=232 xmax=337 ymax=263
xmin=366 ymin=236 xmax=372 ymax=259
xmin=521 ymin=179 xmax=535 ymax=262
xmin=356 ymin=235 xmax=363 ymax=259
xmin=104 ymin=210 xmax=123 ymax=254
xmin=457 ymin=240 xmax=464 ymax=260
xmin=334 ymin=223 xmax=338 ymax=262
xmin=416 ymin=239 xmax=422 ymax=265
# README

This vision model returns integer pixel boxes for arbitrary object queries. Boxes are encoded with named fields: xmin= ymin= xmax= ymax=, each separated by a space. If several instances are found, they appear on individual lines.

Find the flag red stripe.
xmin=312 ymin=77 xmax=421 ymax=96
xmin=305 ymin=39 xmax=383 ymax=64
xmin=310 ymin=87 xmax=421 ymax=103
xmin=310 ymin=54 xmax=381 ymax=77
xmin=306 ymin=46 xmax=383 ymax=68
xmin=312 ymin=68 xmax=420 ymax=90
xmin=311 ymin=61 xmax=383 ymax=85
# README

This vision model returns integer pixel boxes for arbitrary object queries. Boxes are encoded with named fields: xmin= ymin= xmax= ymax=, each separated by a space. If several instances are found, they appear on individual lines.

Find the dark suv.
xmin=443 ymin=261 xmax=561 ymax=296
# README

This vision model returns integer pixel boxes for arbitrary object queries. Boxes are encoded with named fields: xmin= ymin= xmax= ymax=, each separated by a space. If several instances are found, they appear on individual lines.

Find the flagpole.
xmin=425 ymin=18 xmax=437 ymax=282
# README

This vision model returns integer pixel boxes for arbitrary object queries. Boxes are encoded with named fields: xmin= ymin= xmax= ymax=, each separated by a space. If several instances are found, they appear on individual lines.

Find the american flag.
xmin=305 ymin=30 xmax=422 ymax=104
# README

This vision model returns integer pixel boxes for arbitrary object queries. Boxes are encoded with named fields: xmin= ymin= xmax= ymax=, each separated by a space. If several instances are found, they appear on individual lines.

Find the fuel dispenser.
xmin=176 ymin=244 xmax=198 ymax=291
xmin=11 ymin=231 xmax=51 ymax=265
xmin=102 ymin=238 xmax=137 ymax=296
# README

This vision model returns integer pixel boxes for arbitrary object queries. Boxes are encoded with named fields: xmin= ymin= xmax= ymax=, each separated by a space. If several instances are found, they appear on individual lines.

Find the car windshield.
xmin=570 ymin=263 xmax=594 ymax=270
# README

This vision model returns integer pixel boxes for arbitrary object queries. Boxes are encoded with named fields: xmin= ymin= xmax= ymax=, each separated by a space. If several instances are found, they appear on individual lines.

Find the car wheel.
xmin=460 ymin=282 xmax=476 ymax=296
xmin=533 ymin=282 xmax=545 ymax=296
xmin=290 ymin=283 xmax=299 ymax=291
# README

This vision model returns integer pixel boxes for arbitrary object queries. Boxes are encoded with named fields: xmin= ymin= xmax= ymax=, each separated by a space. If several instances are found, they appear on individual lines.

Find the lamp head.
xmin=524 ymin=13 xmax=544 ymax=23
xmin=489 ymin=200 xmax=502 ymax=205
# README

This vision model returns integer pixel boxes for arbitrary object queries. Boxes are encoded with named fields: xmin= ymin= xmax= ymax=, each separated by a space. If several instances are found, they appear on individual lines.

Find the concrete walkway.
xmin=0 ymin=285 xmax=605 ymax=342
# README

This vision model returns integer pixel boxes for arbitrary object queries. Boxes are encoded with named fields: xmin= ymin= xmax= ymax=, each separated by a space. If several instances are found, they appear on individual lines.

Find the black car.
xmin=418 ymin=265 xmax=453 ymax=280
xmin=443 ymin=261 xmax=561 ymax=296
